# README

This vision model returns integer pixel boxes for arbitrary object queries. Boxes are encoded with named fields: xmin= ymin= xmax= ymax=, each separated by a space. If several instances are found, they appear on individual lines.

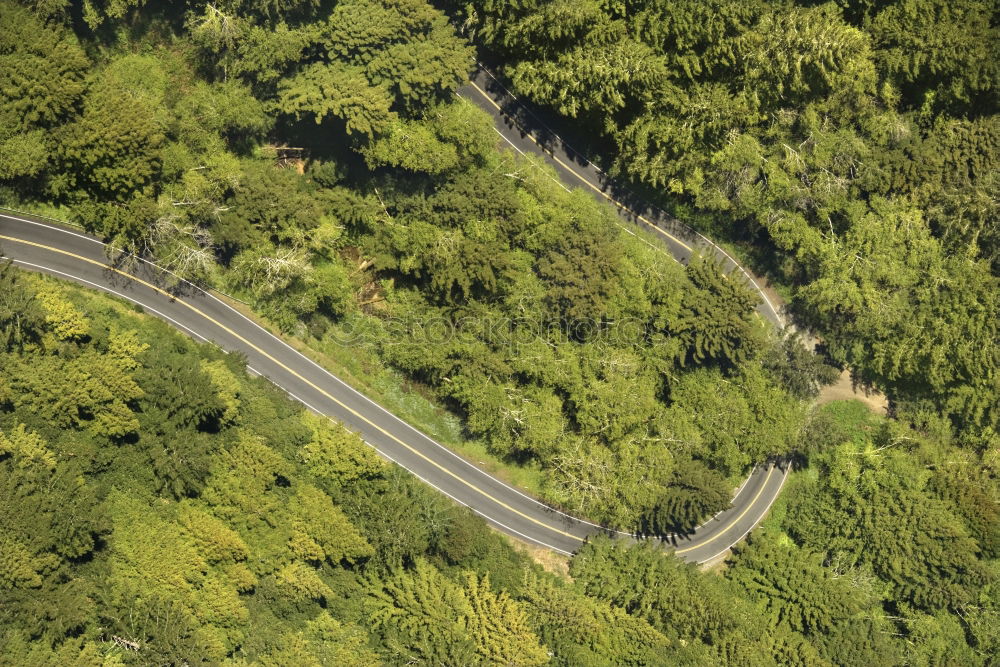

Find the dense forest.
xmin=0 ymin=267 xmax=654 ymax=664
xmin=0 ymin=0 xmax=832 ymax=531
xmin=451 ymin=0 xmax=1000 ymax=443
xmin=1 ymin=0 xmax=997 ymax=663
xmin=2 ymin=267 xmax=996 ymax=664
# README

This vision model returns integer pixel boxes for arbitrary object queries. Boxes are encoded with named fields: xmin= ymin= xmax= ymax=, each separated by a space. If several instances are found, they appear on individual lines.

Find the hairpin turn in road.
xmin=0 ymin=71 xmax=789 ymax=562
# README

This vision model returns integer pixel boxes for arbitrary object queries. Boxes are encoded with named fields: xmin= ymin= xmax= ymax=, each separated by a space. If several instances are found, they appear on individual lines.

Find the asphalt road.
xmin=0 ymin=73 xmax=789 ymax=563
xmin=457 ymin=65 xmax=785 ymax=328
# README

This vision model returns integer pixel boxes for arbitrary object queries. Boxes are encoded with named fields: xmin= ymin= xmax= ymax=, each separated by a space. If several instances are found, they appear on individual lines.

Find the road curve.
xmin=457 ymin=65 xmax=785 ymax=328
xmin=1 ymin=96 xmax=788 ymax=563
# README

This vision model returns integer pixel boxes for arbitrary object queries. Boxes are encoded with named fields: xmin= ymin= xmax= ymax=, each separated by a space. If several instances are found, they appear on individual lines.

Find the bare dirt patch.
xmin=818 ymin=369 xmax=888 ymax=415
xmin=511 ymin=537 xmax=572 ymax=579
xmin=698 ymin=552 xmax=731 ymax=574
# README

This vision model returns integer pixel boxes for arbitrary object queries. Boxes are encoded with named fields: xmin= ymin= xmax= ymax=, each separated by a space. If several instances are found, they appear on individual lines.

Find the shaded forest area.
xmin=1 ymin=0 xmax=998 ymax=663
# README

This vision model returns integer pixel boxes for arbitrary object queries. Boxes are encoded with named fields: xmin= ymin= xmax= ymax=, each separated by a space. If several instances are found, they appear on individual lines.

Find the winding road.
xmin=0 ymin=68 xmax=789 ymax=564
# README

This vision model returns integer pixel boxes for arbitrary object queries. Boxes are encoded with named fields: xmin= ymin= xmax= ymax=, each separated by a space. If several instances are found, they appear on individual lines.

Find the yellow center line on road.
xmin=0 ymin=234 xmax=585 ymax=543
xmin=675 ymin=465 xmax=774 ymax=554
xmin=467 ymin=80 xmax=695 ymax=254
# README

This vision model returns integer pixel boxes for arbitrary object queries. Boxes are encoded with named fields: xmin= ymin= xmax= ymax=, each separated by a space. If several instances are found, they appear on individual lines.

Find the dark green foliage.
xmin=569 ymin=536 xmax=777 ymax=661
xmin=0 ymin=272 xmax=543 ymax=664
xmin=763 ymin=332 xmax=840 ymax=400
xmin=927 ymin=461 xmax=1000 ymax=558
xmin=457 ymin=0 xmax=1000 ymax=445
xmin=4 ymin=0 xmax=996 ymax=661
xmin=335 ymin=467 xmax=434 ymax=570
xmin=0 ymin=2 xmax=87 ymax=182
xmin=521 ymin=571 xmax=704 ymax=666
xmin=136 ymin=342 xmax=226 ymax=433
xmin=72 ymin=195 xmax=159 ymax=245
xmin=787 ymin=433 xmax=993 ymax=612
xmin=218 ymin=160 xmax=324 ymax=248
xmin=0 ymin=422 xmax=105 ymax=647
xmin=639 ymin=459 xmax=731 ymax=535
xmin=274 ymin=0 xmax=473 ymax=142
xmin=0 ymin=259 xmax=44 ymax=350
xmin=674 ymin=255 xmax=764 ymax=367
xmin=865 ymin=0 xmax=998 ymax=115
xmin=371 ymin=168 xmax=521 ymax=302
xmin=536 ymin=212 xmax=621 ymax=328
xmin=0 ymin=0 xmax=813 ymax=533
xmin=728 ymin=537 xmax=867 ymax=635
xmin=50 ymin=68 xmax=164 ymax=201
xmin=0 ymin=427 xmax=105 ymax=562
xmin=0 ymin=3 xmax=87 ymax=130
xmin=278 ymin=61 xmax=397 ymax=139
xmin=324 ymin=0 xmax=474 ymax=112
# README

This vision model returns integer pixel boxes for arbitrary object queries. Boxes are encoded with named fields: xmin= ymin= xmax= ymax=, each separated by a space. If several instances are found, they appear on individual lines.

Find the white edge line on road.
xmin=653 ymin=466 xmax=759 ymax=540
xmin=10 ymin=258 xmax=576 ymax=551
xmin=456 ymin=92 xmax=679 ymax=264
xmin=273 ymin=383 xmax=575 ymax=556
xmin=2 ymin=215 xmax=631 ymax=537
xmin=3 ymin=215 xmax=765 ymax=546
xmin=492 ymin=127 xmax=572 ymax=193
xmin=9 ymin=259 xmax=212 ymax=345
xmin=471 ymin=65 xmax=784 ymax=327
xmin=2 ymin=207 xmax=779 ymax=549
xmin=696 ymin=462 xmax=792 ymax=564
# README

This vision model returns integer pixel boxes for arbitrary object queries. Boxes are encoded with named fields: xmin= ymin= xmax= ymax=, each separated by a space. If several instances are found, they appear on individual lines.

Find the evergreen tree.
xmin=640 ymin=458 xmax=732 ymax=535
xmin=0 ymin=259 xmax=44 ymax=350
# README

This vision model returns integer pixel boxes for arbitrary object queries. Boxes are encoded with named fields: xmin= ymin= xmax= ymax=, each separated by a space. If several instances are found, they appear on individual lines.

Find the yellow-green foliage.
xmin=6 ymin=345 xmax=145 ymax=438
xmin=368 ymin=558 xmax=473 ymax=647
xmin=521 ymin=571 xmax=675 ymax=663
xmin=0 ymin=423 xmax=56 ymax=469
xmin=106 ymin=490 xmax=209 ymax=603
xmin=106 ymin=490 xmax=251 ymax=658
xmin=36 ymin=286 xmax=90 ymax=341
xmin=0 ymin=530 xmax=56 ymax=590
xmin=4 ymin=0 xmax=997 ymax=661
xmin=261 ymin=612 xmax=380 ymax=667
xmin=463 ymin=571 xmax=550 ymax=666
xmin=299 ymin=411 xmax=383 ymax=485
xmin=368 ymin=559 xmax=550 ymax=665
xmin=202 ymin=431 xmax=294 ymax=523
xmin=200 ymin=359 xmax=241 ymax=424
xmin=276 ymin=560 xmax=335 ymax=602
xmin=0 ymin=634 xmax=127 ymax=667
xmin=177 ymin=501 xmax=250 ymax=564
xmin=288 ymin=483 xmax=373 ymax=565
xmin=107 ymin=327 xmax=148 ymax=370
